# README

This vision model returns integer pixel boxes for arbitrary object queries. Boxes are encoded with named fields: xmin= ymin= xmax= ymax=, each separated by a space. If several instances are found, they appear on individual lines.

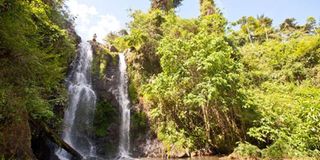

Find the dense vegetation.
xmin=234 ymin=18 xmax=320 ymax=158
xmin=1 ymin=0 xmax=319 ymax=159
xmin=108 ymin=0 xmax=320 ymax=159
xmin=0 ymin=0 xmax=79 ymax=158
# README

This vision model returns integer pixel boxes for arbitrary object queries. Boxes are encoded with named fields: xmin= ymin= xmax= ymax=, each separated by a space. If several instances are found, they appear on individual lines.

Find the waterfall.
xmin=56 ymin=41 xmax=97 ymax=160
xmin=117 ymin=53 xmax=132 ymax=159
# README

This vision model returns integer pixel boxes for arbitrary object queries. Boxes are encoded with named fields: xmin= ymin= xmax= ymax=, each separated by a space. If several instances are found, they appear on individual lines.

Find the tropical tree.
xmin=150 ymin=0 xmax=183 ymax=11
xmin=232 ymin=15 xmax=274 ymax=44
xmin=304 ymin=17 xmax=317 ymax=34
xmin=199 ymin=0 xmax=216 ymax=16
xmin=256 ymin=15 xmax=273 ymax=40
xmin=280 ymin=18 xmax=300 ymax=31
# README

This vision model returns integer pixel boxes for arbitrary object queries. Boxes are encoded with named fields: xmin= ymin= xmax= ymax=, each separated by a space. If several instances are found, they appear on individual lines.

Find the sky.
xmin=65 ymin=0 xmax=320 ymax=42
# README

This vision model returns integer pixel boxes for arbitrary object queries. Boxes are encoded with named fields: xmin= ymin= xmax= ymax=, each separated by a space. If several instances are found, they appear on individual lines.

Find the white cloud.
xmin=88 ymin=15 xmax=121 ymax=42
xmin=66 ymin=0 xmax=98 ymax=25
xmin=65 ymin=0 xmax=121 ymax=42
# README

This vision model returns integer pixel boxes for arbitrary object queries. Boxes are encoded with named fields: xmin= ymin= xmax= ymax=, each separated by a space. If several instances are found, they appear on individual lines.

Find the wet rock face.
xmin=131 ymin=132 xmax=165 ymax=158
xmin=31 ymin=135 xmax=58 ymax=160
xmin=91 ymin=43 xmax=121 ymax=159
xmin=129 ymin=101 xmax=166 ymax=158
xmin=90 ymin=43 xmax=168 ymax=159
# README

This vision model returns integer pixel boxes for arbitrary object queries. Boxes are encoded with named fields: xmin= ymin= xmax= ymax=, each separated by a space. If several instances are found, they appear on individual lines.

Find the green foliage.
xmin=247 ymin=82 xmax=320 ymax=158
xmin=25 ymin=88 xmax=54 ymax=120
xmin=109 ymin=2 xmax=320 ymax=159
xmin=200 ymin=0 xmax=216 ymax=16
xmin=131 ymin=111 xmax=148 ymax=138
xmin=0 ymin=0 xmax=77 ymax=123
xmin=150 ymin=0 xmax=183 ymax=11
xmin=230 ymin=15 xmax=274 ymax=45
xmin=234 ymin=142 xmax=261 ymax=158
xmin=262 ymin=139 xmax=291 ymax=159
xmin=91 ymin=44 xmax=111 ymax=78
xmin=157 ymin=121 xmax=193 ymax=151
xmin=0 ymin=0 xmax=78 ymax=158
xmin=138 ymin=11 xmax=251 ymax=152
xmin=236 ymin=17 xmax=320 ymax=159
xmin=128 ymin=82 xmax=138 ymax=104
xmin=93 ymin=101 xmax=117 ymax=137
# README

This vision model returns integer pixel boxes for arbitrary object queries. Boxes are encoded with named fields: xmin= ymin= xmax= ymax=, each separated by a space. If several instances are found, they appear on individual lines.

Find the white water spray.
xmin=56 ymin=41 xmax=97 ymax=160
xmin=117 ymin=53 xmax=132 ymax=159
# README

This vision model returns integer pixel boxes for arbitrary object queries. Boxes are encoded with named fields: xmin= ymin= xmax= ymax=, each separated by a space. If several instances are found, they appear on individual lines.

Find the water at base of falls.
xmin=116 ymin=53 xmax=133 ymax=160
xmin=56 ymin=41 xmax=98 ymax=160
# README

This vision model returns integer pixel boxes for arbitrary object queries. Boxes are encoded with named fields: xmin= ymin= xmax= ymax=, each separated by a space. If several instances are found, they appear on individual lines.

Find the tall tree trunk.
xmin=202 ymin=102 xmax=211 ymax=148
xmin=200 ymin=0 xmax=216 ymax=16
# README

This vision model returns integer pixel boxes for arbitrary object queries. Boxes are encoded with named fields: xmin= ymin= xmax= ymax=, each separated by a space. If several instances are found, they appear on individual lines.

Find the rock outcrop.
xmin=0 ymin=108 xmax=36 ymax=159
xmin=90 ymin=41 xmax=121 ymax=159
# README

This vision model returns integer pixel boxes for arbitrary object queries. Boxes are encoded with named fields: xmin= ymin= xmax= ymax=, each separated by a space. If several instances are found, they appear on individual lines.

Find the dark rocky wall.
xmin=90 ymin=41 xmax=121 ymax=159
xmin=89 ymin=42 xmax=166 ymax=159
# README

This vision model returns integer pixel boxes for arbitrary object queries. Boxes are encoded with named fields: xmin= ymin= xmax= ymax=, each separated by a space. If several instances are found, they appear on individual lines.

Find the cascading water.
xmin=56 ymin=41 xmax=97 ymax=160
xmin=117 ymin=53 xmax=132 ymax=159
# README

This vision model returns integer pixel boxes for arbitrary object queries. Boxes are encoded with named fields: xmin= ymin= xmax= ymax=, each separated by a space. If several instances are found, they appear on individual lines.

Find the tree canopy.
xmin=108 ymin=1 xmax=320 ymax=158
